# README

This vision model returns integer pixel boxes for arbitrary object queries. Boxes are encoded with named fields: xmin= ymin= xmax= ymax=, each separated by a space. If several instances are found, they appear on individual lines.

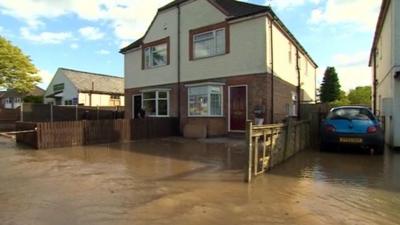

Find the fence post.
xmin=50 ymin=104 xmax=53 ymax=123
xmin=284 ymin=117 xmax=293 ymax=159
xmin=245 ymin=120 xmax=253 ymax=183
xmin=20 ymin=103 xmax=24 ymax=122
xmin=75 ymin=104 xmax=78 ymax=121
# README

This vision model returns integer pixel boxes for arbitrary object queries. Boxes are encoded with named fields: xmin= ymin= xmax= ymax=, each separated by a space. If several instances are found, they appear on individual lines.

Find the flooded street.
xmin=1 ymin=137 xmax=400 ymax=225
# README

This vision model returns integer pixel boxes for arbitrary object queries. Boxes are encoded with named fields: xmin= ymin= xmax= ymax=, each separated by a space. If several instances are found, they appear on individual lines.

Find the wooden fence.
xmin=300 ymin=103 xmax=330 ymax=145
xmin=15 ymin=122 xmax=37 ymax=147
xmin=22 ymin=103 xmax=124 ymax=122
xmin=0 ymin=108 xmax=20 ymax=131
xmin=245 ymin=119 xmax=311 ymax=182
xmin=16 ymin=118 xmax=179 ymax=149
xmin=131 ymin=117 xmax=179 ymax=140
xmin=0 ymin=108 xmax=20 ymax=121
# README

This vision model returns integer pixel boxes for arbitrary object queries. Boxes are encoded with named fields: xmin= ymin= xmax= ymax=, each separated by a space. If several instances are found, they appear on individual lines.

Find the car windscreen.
xmin=327 ymin=108 xmax=375 ymax=121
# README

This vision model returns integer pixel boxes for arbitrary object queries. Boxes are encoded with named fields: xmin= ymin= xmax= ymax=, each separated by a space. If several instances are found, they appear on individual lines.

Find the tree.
xmin=0 ymin=36 xmax=40 ymax=93
xmin=23 ymin=95 xmax=44 ymax=104
xmin=331 ymin=90 xmax=350 ymax=107
xmin=348 ymin=86 xmax=371 ymax=106
xmin=320 ymin=67 xmax=341 ymax=103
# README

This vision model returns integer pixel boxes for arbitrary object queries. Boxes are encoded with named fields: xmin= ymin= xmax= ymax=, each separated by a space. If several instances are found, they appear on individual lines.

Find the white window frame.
xmin=187 ymin=84 xmax=224 ymax=117
xmin=193 ymin=28 xmax=226 ymax=59
xmin=142 ymin=90 xmax=169 ymax=117
xmin=144 ymin=43 xmax=168 ymax=69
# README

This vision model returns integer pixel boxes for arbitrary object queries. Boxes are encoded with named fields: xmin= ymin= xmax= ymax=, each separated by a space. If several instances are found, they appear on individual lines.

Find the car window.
xmin=327 ymin=108 xmax=375 ymax=121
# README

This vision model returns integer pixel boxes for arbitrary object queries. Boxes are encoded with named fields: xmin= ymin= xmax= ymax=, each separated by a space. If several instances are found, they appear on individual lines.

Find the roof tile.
xmin=59 ymin=68 xmax=124 ymax=94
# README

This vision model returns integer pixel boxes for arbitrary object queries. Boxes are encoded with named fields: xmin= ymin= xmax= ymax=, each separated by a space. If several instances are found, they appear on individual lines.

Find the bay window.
xmin=143 ymin=91 xmax=169 ymax=117
xmin=188 ymin=85 xmax=223 ymax=117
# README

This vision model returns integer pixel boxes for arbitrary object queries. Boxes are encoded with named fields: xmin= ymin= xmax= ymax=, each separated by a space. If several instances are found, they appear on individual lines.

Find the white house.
xmin=0 ymin=86 xmax=45 ymax=109
xmin=121 ymin=0 xmax=318 ymax=136
xmin=369 ymin=0 xmax=400 ymax=148
xmin=44 ymin=68 xmax=125 ymax=107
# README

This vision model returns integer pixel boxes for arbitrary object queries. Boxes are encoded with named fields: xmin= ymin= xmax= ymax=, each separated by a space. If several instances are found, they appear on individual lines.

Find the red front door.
xmin=230 ymin=86 xmax=247 ymax=131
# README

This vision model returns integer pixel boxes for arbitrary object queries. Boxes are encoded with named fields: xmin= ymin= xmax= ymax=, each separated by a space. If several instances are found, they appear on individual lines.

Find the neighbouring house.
xmin=0 ymin=86 xmax=45 ymax=109
xmin=121 ymin=0 xmax=318 ymax=136
xmin=44 ymin=68 xmax=125 ymax=107
xmin=369 ymin=0 xmax=400 ymax=148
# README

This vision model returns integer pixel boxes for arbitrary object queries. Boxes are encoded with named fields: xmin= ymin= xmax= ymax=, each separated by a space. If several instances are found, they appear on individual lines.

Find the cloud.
xmin=37 ymin=69 xmax=53 ymax=89
xmin=335 ymin=65 xmax=372 ymax=92
xmin=70 ymin=43 xmax=79 ymax=49
xmin=78 ymin=26 xmax=104 ymax=40
xmin=308 ymin=0 xmax=380 ymax=31
xmin=96 ymin=49 xmax=110 ymax=55
xmin=20 ymin=27 xmax=72 ymax=44
xmin=0 ymin=0 xmax=172 ymax=45
xmin=332 ymin=51 xmax=369 ymax=67
xmin=318 ymin=51 xmax=372 ymax=91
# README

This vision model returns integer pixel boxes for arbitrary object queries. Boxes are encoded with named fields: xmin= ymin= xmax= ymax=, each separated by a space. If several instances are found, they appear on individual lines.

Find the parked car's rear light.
xmin=367 ymin=126 xmax=378 ymax=133
xmin=325 ymin=125 xmax=336 ymax=133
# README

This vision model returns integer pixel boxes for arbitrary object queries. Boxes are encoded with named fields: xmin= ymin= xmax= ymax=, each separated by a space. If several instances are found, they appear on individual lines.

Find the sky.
xmin=0 ymin=0 xmax=381 ymax=92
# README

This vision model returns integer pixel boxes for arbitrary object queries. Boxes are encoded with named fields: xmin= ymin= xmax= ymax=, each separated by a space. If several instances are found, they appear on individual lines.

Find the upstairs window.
xmin=193 ymin=29 xmax=225 ymax=59
xmin=142 ymin=37 xmax=170 ymax=69
xmin=190 ymin=22 xmax=229 ymax=60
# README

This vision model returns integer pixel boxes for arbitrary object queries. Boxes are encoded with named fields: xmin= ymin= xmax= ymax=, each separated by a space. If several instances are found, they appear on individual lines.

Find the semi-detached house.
xmin=121 ymin=0 xmax=318 ymax=136
xmin=369 ymin=0 xmax=400 ymax=148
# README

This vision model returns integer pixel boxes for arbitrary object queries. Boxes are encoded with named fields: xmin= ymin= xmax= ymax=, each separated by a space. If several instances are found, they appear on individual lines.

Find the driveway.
xmin=0 ymin=137 xmax=399 ymax=225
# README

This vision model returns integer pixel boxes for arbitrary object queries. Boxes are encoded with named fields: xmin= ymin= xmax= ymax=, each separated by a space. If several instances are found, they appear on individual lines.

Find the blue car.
xmin=320 ymin=106 xmax=385 ymax=153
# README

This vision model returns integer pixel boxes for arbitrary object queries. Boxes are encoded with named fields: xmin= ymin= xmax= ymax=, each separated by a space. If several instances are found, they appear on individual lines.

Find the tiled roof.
xmin=119 ymin=0 xmax=317 ymax=67
xmin=2 ymin=86 xmax=45 ymax=98
xmin=160 ymin=0 xmax=268 ymax=18
xmin=119 ymin=37 xmax=143 ymax=54
xmin=58 ymin=68 xmax=124 ymax=94
xmin=120 ymin=0 xmax=269 ymax=54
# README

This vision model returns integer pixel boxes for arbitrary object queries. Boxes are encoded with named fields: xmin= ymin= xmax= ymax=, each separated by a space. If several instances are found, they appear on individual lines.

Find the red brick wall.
xmin=125 ymin=73 xmax=300 ymax=136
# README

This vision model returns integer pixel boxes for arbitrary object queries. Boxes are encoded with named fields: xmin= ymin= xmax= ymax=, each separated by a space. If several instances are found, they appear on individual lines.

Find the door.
xmin=230 ymin=86 xmax=247 ymax=131
xmin=133 ymin=95 xmax=142 ymax=119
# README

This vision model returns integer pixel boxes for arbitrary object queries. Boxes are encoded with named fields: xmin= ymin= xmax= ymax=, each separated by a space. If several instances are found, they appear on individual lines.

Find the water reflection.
xmin=0 ymin=137 xmax=399 ymax=225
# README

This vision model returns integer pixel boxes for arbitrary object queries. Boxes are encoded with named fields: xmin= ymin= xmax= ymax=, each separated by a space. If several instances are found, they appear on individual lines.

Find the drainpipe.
xmin=177 ymin=5 xmax=182 ymax=129
xmin=373 ymin=48 xmax=377 ymax=115
xmin=296 ymin=49 xmax=301 ymax=119
xmin=269 ymin=17 xmax=275 ymax=123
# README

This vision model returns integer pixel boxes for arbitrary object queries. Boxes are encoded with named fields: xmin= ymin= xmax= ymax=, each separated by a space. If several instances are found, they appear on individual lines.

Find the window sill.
xmin=143 ymin=64 xmax=169 ymax=70
xmin=191 ymin=53 xmax=228 ymax=61
xmin=187 ymin=115 xmax=224 ymax=118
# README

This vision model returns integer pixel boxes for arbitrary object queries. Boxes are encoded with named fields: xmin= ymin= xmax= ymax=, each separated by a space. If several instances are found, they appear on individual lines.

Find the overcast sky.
xmin=0 ymin=0 xmax=381 ymax=91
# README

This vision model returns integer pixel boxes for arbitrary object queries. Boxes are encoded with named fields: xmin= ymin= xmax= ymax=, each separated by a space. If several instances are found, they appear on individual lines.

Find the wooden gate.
xmin=245 ymin=118 xmax=310 ymax=182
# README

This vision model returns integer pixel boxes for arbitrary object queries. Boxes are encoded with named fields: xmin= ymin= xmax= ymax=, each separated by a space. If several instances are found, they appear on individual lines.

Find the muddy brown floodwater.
xmin=0 ymin=136 xmax=400 ymax=225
